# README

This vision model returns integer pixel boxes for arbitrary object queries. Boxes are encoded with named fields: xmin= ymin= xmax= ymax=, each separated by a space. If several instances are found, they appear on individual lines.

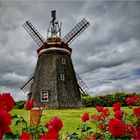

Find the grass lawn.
xmin=10 ymin=107 xmax=133 ymax=136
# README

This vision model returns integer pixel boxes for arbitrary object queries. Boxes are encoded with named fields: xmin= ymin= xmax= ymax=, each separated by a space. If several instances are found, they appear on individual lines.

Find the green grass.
xmin=10 ymin=107 xmax=134 ymax=135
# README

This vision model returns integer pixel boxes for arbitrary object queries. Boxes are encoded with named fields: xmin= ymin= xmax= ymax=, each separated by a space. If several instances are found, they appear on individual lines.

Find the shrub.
xmin=82 ymin=92 xmax=139 ymax=107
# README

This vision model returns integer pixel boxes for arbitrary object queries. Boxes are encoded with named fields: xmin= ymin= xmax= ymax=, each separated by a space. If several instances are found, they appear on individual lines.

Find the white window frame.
xmin=41 ymin=90 xmax=49 ymax=102
xmin=62 ymin=58 xmax=66 ymax=64
xmin=60 ymin=74 xmax=65 ymax=81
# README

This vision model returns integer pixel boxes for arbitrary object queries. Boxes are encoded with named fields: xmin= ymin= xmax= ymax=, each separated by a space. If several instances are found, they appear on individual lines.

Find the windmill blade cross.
xmin=62 ymin=18 xmax=90 ymax=45
xmin=23 ymin=21 xmax=45 ymax=47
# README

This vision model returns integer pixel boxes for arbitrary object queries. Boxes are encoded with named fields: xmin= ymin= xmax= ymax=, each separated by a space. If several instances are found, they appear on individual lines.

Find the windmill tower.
xmin=20 ymin=10 xmax=90 ymax=108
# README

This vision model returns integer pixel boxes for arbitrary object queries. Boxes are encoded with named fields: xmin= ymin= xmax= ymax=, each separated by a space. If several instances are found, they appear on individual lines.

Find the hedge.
xmin=82 ymin=92 xmax=140 ymax=107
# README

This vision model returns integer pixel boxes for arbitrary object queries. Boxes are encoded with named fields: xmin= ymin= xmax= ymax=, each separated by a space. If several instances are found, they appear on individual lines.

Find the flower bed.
xmin=0 ymin=93 xmax=140 ymax=139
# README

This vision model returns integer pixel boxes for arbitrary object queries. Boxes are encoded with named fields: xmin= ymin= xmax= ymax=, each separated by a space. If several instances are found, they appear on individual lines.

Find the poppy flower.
xmin=48 ymin=117 xmax=63 ymax=132
xmin=0 ymin=109 xmax=11 ymax=139
xmin=108 ymin=119 xmax=126 ymax=136
xmin=133 ymin=107 xmax=140 ymax=117
xmin=25 ymin=99 xmax=34 ymax=110
xmin=40 ymin=130 xmax=59 ymax=140
xmin=0 ymin=93 xmax=14 ymax=112
xmin=81 ymin=113 xmax=89 ymax=122
xmin=19 ymin=131 xmax=31 ymax=140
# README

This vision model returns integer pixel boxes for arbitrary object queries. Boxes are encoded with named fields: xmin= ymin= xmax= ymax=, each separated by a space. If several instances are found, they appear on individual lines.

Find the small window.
xmin=62 ymin=58 xmax=66 ymax=64
xmin=60 ymin=74 xmax=65 ymax=81
xmin=41 ymin=90 xmax=49 ymax=102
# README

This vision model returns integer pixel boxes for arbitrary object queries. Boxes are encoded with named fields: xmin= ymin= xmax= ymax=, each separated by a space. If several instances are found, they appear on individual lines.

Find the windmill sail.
xmin=20 ymin=73 xmax=89 ymax=95
xmin=19 ymin=73 xmax=34 ymax=93
xmin=75 ymin=73 xmax=89 ymax=95
xmin=23 ymin=21 xmax=45 ymax=47
xmin=62 ymin=18 xmax=90 ymax=45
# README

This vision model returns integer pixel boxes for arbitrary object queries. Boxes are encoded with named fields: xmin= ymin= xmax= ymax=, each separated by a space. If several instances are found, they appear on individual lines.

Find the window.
xmin=62 ymin=58 xmax=66 ymax=64
xmin=41 ymin=90 xmax=49 ymax=102
xmin=60 ymin=74 xmax=65 ymax=81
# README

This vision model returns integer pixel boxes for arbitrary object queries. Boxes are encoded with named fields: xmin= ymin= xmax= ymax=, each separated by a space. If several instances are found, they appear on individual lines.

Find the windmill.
xmin=20 ymin=10 xmax=90 ymax=108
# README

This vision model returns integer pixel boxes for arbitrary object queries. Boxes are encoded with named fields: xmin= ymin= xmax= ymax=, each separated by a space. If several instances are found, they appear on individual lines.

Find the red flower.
xmin=85 ymin=138 xmax=91 ymax=140
xmin=114 ymin=110 xmax=124 ymax=120
xmin=133 ymin=107 xmax=140 ymax=117
xmin=108 ymin=119 xmax=126 ymax=136
xmin=131 ymin=96 xmax=139 ymax=103
xmin=128 ymin=105 xmax=132 ymax=108
xmin=126 ymin=124 xmax=140 ymax=140
xmin=126 ymin=96 xmax=139 ymax=105
xmin=100 ymin=124 xmax=106 ymax=131
xmin=95 ymin=106 xmax=104 ymax=112
xmin=19 ymin=131 xmax=31 ymax=140
xmin=113 ymin=102 xmax=122 ymax=112
xmin=0 ymin=109 xmax=11 ymax=139
xmin=25 ymin=99 xmax=34 ymax=110
xmin=102 ymin=108 xmax=109 ymax=118
xmin=91 ymin=115 xmax=97 ymax=120
xmin=126 ymin=97 xmax=132 ymax=104
xmin=48 ymin=117 xmax=63 ymax=132
xmin=0 ymin=93 xmax=14 ymax=112
xmin=82 ymin=113 xmax=89 ymax=122
xmin=40 ymin=130 xmax=59 ymax=140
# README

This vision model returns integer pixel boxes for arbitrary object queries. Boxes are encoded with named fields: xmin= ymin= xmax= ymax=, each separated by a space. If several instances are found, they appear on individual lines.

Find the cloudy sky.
xmin=0 ymin=0 xmax=140 ymax=100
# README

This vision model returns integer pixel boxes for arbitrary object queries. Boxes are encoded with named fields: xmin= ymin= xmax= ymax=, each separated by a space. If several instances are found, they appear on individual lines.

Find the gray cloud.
xmin=0 ymin=1 xmax=140 ymax=100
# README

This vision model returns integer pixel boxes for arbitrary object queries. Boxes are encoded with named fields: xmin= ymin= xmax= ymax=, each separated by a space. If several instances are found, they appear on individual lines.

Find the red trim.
xmin=36 ymin=42 xmax=72 ymax=54
xmin=39 ymin=49 xmax=71 ymax=56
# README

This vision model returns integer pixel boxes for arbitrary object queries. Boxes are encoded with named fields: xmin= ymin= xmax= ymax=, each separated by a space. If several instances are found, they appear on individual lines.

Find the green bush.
xmin=82 ymin=92 xmax=139 ymax=107
xmin=14 ymin=100 xmax=26 ymax=109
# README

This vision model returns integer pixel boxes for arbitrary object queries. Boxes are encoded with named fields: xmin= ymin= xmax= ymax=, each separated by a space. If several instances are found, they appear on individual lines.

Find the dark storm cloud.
xmin=0 ymin=1 xmax=140 ymax=100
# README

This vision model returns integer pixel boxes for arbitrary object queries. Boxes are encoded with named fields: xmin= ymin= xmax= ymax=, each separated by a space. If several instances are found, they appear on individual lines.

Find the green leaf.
xmin=3 ymin=132 xmax=17 ymax=139
xmin=86 ymin=126 xmax=92 ymax=130
xmin=15 ymin=120 xmax=21 ymax=126
xmin=12 ymin=114 xmax=19 ymax=119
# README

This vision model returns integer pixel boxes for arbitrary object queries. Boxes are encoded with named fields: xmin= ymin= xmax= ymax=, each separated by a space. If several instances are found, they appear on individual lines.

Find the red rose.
xmin=25 ymin=99 xmax=34 ymax=110
xmin=102 ymin=108 xmax=109 ymax=118
xmin=48 ymin=117 xmax=63 ymax=132
xmin=82 ymin=113 xmax=89 ymax=122
xmin=0 ymin=109 xmax=11 ymax=139
xmin=126 ymin=97 xmax=132 ymax=104
xmin=131 ymin=96 xmax=139 ymax=103
xmin=126 ymin=124 xmax=140 ymax=139
xmin=20 ymin=131 xmax=31 ymax=140
xmin=0 ymin=93 xmax=14 ymax=112
xmin=126 ymin=96 xmax=139 ymax=105
xmin=113 ymin=102 xmax=122 ymax=112
xmin=91 ymin=115 xmax=97 ymax=120
xmin=133 ymin=107 xmax=140 ymax=117
xmin=100 ymin=124 xmax=106 ymax=130
xmin=85 ymin=138 xmax=91 ymax=140
xmin=108 ymin=119 xmax=126 ymax=136
xmin=98 ymin=113 xmax=103 ymax=121
xmin=128 ymin=105 xmax=132 ymax=108
xmin=95 ymin=106 xmax=104 ymax=112
xmin=114 ymin=110 xmax=124 ymax=120
xmin=40 ymin=130 xmax=59 ymax=140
